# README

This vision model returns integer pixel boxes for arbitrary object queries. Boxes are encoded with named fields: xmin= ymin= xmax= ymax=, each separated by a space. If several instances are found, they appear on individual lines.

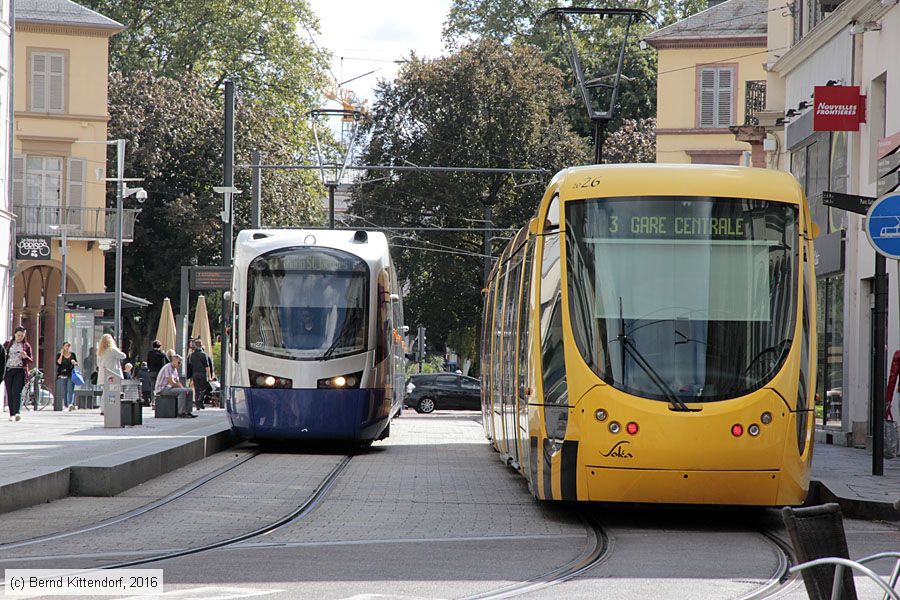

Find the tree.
xmin=443 ymin=0 xmax=706 ymax=136
xmin=352 ymin=40 xmax=587 ymax=357
xmin=602 ymin=118 xmax=657 ymax=164
xmin=107 ymin=71 xmax=324 ymax=357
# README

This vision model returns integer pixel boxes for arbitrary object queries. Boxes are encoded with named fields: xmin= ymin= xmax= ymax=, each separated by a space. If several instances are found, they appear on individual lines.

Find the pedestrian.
xmin=154 ymin=354 xmax=195 ymax=417
xmin=136 ymin=361 xmax=153 ymax=406
xmin=123 ymin=362 xmax=134 ymax=380
xmin=56 ymin=341 xmax=78 ymax=411
xmin=97 ymin=333 xmax=126 ymax=383
xmin=147 ymin=340 xmax=168 ymax=386
xmin=187 ymin=339 xmax=214 ymax=410
xmin=3 ymin=326 xmax=33 ymax=421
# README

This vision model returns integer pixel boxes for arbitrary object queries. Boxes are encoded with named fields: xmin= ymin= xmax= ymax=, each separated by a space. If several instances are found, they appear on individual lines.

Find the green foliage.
xmin=447 ymin=326 xmax=477 ymax=368
xmin=353 ymin=39 xmax=587 ymax=353
xmin=602 ymin=118 xmax=657 ymax=164
xmin=107 ymin=71 xmax=324 ymax=356
xmin=443 ymin=0 xmax=706 ymax=136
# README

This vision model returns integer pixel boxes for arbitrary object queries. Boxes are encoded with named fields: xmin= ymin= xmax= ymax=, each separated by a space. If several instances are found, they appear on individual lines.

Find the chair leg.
xmin=832 ymin=564 xmax=844 ymax=600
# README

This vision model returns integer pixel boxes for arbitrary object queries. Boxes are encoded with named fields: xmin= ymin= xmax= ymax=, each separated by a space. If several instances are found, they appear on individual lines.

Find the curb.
xmin=0 ymin=427 xmax=236 ymax=515
xmin=808 ymin=479 xmax=900 ymax=521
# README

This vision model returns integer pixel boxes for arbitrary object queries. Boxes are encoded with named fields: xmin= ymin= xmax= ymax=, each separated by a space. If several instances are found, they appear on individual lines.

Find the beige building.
xmin=11 ymin=0 xmax=131 ymax=379
xmin=645 ymin=0 xmax=769 ymax=166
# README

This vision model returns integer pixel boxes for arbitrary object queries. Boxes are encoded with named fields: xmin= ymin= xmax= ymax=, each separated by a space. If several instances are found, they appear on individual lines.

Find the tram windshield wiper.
xmin=616 ymin=298 xmax=695 ymax=412
xmin=321 ymin=312 xmax=359 ymax=361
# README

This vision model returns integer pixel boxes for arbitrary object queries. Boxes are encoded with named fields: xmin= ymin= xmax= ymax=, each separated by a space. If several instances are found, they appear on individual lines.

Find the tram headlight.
xmin=609 ymin=421 xmax=621 ymax=434
xmin=317 ymin=371 xmax=363 ymax=389
xmin=748 ymin=424 xmax=761 ymax=437
xmin=594 ymin=409 xmax=608 ymax=422
xmin=248 ymin=370 xmax=293 ymax=389
xmin=760 ymin=412 xmax=773 ymax=425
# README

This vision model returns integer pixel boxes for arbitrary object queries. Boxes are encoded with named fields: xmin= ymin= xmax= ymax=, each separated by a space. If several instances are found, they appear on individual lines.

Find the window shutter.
xmin=49 ymin=54 xmax=65 ymax=112
xmin=66 ymin=157 xmax=85 ymax=227
xmin=717 ymin=69 xmax=733 ymax=127
xmin=31 ymin=54 xmax=46 ymax=111
xmin=700 ymin=69 xmax=715 ymax=127
xmin=12 ymin=156 xmax=24 ymax=222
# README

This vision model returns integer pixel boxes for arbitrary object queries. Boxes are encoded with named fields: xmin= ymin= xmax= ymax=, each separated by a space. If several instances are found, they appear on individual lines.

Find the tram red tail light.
xmin=626 ymin=422 xmax=639 ymax=435
xmin=731 ymin=424 xmax=744 ymax=437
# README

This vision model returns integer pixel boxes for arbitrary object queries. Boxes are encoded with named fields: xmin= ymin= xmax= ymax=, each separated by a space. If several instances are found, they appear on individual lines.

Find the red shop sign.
xmin=813 ymin=86 xmax=866 ymax=131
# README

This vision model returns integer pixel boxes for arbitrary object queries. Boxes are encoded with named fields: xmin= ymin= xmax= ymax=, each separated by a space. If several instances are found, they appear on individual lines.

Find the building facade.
xmin=765 ymin=0 xmax=899 ymax=448
xmin=0 ymin=0 xmax=11 ymax=361
xmin=11 ymin=0 xmax=127 ymax=380
xmin=645 ymin=0 xmax=769 ymax=166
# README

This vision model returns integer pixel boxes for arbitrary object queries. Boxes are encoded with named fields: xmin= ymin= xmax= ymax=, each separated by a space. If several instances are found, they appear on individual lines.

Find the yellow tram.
xmin=481 ymin=164 xmax=817 ymax=506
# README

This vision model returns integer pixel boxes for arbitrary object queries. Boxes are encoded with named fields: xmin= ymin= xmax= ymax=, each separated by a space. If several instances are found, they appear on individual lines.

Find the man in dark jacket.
xmin=147 ymin=340 xmax=168 ymax=389
xmin=187 ymin=340 xmax=214 ymax=410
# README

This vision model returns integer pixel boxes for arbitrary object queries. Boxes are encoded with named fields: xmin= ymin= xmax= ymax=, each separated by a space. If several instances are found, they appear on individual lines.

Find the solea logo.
xmin=600 ymin=440 xmax=633 ymax=459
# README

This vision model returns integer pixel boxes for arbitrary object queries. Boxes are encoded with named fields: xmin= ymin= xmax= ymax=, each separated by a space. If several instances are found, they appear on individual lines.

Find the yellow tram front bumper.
xmin=584 ymin=466 xmax=798 ymax=506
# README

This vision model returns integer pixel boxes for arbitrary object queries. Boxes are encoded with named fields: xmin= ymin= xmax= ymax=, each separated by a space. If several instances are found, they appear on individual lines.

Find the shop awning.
xmin=61 ymin=292 xmax=151 ymax=310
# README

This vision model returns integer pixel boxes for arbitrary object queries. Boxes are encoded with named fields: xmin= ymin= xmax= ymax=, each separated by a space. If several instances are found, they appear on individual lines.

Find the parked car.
xmin=404 ymin=373 xmax=481 ymax=413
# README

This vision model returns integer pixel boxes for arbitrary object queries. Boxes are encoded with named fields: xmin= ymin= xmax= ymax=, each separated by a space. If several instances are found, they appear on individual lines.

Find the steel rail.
xmin=0 ymin=454 xmax=352 ymax=587
xmin=458 ymin=510 xmax=613 ymax=600
xmin=735 ymin=527 xmax=799 ymax=600
xmin=0 ymin=451 xmax=258 ymax=552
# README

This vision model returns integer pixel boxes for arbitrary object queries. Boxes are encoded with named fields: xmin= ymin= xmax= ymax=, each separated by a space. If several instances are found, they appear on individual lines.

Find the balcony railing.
xmin=744 ymin=80 xmax=767 ymax=126
xmin=13 ymin=205 xmax=140 ymax=241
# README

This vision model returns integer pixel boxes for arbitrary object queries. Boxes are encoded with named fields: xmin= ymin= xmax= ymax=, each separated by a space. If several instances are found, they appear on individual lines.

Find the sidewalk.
xmin=0 ymin=408 xmax=233 ymax=514
xmin=811 ymin=438 xmax=900 ymax=520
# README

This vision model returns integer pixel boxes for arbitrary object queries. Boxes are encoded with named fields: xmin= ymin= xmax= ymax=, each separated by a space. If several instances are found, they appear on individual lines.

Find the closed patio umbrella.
xmin=155 ymin=297 xmax=177 ymax=354
xmin=191 ymin=295 xmax=214 ymax=356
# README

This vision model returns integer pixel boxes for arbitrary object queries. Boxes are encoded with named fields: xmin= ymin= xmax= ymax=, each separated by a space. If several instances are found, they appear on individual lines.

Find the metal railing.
xmin=744 ymin=80 xmax=767 ymax=126
xmin=13 ymin=205 xmax=140 ymax=241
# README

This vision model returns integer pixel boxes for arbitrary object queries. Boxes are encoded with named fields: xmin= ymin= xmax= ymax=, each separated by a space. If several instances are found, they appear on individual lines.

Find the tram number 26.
xmin=573 ymin=177 xmax=602 ymax=189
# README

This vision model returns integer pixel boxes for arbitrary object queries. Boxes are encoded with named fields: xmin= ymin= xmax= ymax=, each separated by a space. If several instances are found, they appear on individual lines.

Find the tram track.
xmin=0 ymin=451 xmax=258 ymax=551
xmin=736 ymin=527 xmax=799 ymax=600
xmin=459 ymin=510 xmax=612 ymax=600
xmin=0 ymin=452 xmax=353 ymax=586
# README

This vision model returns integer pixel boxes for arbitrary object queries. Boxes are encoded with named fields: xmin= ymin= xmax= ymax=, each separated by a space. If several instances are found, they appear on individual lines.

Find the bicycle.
xmin=21 ymin=368 xmax=53 ymax=411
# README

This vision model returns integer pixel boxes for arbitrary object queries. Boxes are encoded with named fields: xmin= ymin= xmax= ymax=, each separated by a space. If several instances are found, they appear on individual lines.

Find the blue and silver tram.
xmin=225 ymin=229 xmax=406 ymax=442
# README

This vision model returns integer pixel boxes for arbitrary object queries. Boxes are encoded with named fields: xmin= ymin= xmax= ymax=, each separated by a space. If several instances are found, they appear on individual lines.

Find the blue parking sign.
xmin=866 ymin=192 xmax=900 ymax=259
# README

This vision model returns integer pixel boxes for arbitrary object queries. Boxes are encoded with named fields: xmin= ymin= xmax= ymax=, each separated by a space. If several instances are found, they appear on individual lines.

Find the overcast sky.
xmin=305 ymin=0 xmax=452 ymax=106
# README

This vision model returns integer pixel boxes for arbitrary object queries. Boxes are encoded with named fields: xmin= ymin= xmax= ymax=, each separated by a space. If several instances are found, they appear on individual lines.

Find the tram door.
xmin=492 ymin=267 xmax=509 ymax=456
xmin=516 ymin=239 xmax=535 ymax=472
xmin=502 ymin=250 xmax=524 ymax=466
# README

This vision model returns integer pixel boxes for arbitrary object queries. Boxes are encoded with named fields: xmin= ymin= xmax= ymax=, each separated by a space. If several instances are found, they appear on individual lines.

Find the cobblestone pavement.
xmin=0 ymin=451 xmax=347 ymax=566
xmin=813 ymin=442 xmax=900 ymax=507
xmin=0 ymin=449 xmax=253 ymax=546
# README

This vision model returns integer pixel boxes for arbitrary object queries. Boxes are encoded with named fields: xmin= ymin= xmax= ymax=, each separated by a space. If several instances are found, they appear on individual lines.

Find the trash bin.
xmin=102 ymin=384 xmax=123 ymax=428
xmin=121 ymin=381 xmax=142 ymax=426
xmin=120 ymin=399 xmax=137 ymax=426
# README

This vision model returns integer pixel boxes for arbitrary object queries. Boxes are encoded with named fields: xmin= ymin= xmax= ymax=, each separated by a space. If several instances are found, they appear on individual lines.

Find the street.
xmin=0 ymin=412 xmax=897 ymax=599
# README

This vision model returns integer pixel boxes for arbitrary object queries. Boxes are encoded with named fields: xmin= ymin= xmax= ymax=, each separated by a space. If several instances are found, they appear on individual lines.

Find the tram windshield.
xmin=565 ymin=197 xmax=797 ymax=402
xmin=245 ymin=247 xmax=369 ymax=361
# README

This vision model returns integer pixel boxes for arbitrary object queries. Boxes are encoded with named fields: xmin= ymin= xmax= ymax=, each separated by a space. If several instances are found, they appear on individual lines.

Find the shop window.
xmin=816 ymin=274 xmax=844 ymax=426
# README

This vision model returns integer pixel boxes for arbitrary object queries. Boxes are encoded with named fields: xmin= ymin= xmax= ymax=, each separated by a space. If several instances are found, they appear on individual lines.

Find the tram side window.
xmin=482 ymin=285 xmax=495 ymax=394
xmin=492 ymin=271 xmax=507 ymax=407
xmin=503 ymin=252 xmax=524 ymax=402
xmin=375 ymin=270 xmax=391 ymax=365
xmin=540 ymin=233 xmax=567 ymax=405
xmin=518 ymin=239 xmax=535 ymax=399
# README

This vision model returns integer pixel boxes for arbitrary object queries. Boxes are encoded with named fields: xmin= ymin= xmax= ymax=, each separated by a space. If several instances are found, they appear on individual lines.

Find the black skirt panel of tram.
xmin=796 ymin=246 xmax=812 ymax=455
xmin=530 ymin=436 xmax=539 ymax=489
xmin=560 ymin=440 xmax=579 ymax=501
xmin=542 ymin=438 xmax=554 ymax=499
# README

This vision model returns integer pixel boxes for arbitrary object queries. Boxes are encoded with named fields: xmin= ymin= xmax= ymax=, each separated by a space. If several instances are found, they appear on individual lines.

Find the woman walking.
xmin=3 ymin=326 xmax=33 ymax=421
xmin=97 ymin=333 xmax=125 ymax=383
xmin=56 ymin=342 xmax=78 ymax=411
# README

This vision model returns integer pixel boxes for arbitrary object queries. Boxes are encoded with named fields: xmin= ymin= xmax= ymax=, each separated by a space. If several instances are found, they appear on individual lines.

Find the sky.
xmin=305 ymin=0 xmax=453 ymax=106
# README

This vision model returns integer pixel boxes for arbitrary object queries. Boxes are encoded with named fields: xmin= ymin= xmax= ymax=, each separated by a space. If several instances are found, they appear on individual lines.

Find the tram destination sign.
xmin=190 ymin=266 xmax=232 ymax=290
xmin=821 ymin=191 xmax=876 ymax=216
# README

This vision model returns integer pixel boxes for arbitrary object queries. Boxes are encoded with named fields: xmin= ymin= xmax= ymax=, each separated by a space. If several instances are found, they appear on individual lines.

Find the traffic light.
xmin=417 ymin=325 xmax=427 ymax=362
